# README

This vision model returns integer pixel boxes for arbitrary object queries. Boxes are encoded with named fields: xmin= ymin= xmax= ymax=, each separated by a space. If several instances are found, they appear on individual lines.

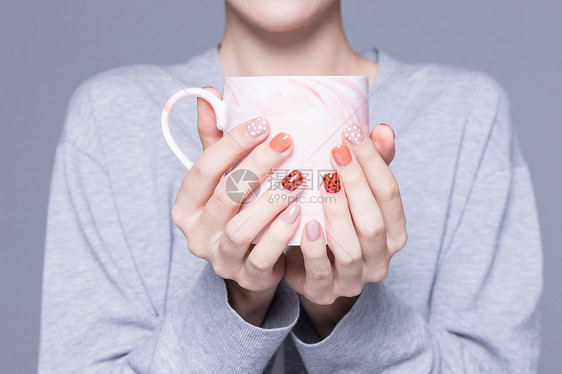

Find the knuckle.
xmin=248 ymin=255 xmax=271 ymax=272
xmin=309 ymin=269 xmax=332 ymax=281
xmin=338 ymin=252 xmax=362 ymax=267
xmin=211 ymin=261 xmax=228 ymax=278
xmin=379 ymin=265 xmax=389 ymax=280
xmin=380 ymin=180 xmax=401 ymax=202
xmin=186 ymin=237 xmax=206 ymax=258
xmin=171 ymin=202 xmax=193 ymax=229
xmin=388 ymin=227 xmax=408 ymax=253
xmin=395 ymin=229 xmax=409 ymax=250
xmin=212 ymin=260 xmax=236 ymax=279
xmin=369 ymin=224 xmax=386 ymax=241
xmin=366 ymin=261 xmax=390 ymax=282
xmin=375 ymin=265 xmax=389 ymax=281
xmin=223 ymin=227 xmax=242 ymax=248
xmin=223 ymin=222 xmax=248 ymax=248
xmin=170 ymin=203 xmax=184 ymax=226
xmin=357 ymin=220 xmax=385 ymax=241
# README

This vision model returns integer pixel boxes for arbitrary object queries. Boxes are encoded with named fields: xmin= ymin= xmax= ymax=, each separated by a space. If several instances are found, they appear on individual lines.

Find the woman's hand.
xmin=285 ymin=123 xmax=407 ymax=338
xmin=171 ymin=88 xmax=306 ymax=326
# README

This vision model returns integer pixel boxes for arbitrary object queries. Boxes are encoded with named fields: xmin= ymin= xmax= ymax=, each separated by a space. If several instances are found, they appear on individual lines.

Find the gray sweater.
xmin=38 ymin=46 xmax=543 ymax=373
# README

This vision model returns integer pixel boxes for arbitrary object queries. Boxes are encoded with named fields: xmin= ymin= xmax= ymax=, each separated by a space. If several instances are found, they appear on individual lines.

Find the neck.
xmin=218 ymin=2 xmax=377 ymax=89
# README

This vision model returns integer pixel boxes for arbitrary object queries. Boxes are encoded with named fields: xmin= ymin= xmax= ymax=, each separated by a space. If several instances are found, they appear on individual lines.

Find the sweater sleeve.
xmin=290 ymin=80 xmax=543 ymax=373
xmin=38 ymin=83 xmax=299 ymax=373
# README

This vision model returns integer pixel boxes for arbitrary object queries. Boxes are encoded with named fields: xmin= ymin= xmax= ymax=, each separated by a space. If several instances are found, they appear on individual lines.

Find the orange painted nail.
xmin=332 ymin=144 xmax=352 ymax=166
xmin=269 ymin=132 xmax=292 ymax=153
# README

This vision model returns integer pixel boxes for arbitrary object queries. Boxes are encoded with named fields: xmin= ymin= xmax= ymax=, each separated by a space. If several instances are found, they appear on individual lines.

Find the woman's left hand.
xmin=285 ymin=123 xmax=408 ymax=338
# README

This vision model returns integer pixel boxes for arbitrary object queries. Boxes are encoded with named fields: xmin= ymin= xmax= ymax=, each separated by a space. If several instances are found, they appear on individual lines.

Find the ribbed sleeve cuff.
xmin=170 ymin=262 xmax=300 ymax=372
xmin=290 ymin=281 xmax=428 ymax=373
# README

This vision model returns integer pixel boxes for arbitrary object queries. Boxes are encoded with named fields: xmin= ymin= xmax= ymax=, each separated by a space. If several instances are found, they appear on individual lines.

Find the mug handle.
xmin=161 ymin=87 xmax=226 ymax=169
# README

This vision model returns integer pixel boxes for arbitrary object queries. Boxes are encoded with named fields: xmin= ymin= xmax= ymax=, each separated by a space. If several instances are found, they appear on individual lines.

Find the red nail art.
xmin=282 ymin=170 xmax=304 ymax=191
xmin=323 ymin=172 xmax=341 ymax=193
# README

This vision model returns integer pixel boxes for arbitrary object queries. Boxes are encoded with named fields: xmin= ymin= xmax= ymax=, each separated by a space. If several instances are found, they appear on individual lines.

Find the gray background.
xmin=1 ymin=1 xmax=560 ymax=372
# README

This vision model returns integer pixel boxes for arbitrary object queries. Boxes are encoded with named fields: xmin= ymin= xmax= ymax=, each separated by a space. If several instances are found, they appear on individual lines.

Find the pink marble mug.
xmin=161 ymin=76 xmax=369 ymax=245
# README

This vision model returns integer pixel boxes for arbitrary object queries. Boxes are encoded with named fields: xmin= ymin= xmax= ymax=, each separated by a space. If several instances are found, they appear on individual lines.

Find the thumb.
xmin=197 ymin=86 xmax=223 ymax=150
xmin=370 ymin=123 xmax=396 ymax=165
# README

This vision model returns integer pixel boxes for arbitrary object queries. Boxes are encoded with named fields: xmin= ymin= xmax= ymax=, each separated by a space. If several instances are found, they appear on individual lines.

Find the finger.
xmin=197 ymin=86 xmax=223 ymax=150
xmin=245 ymin=202 xmax=301 ymax=280
xmin=300 ymin=220 xmax=334 ymax=303
xmin=214 ymin=170 xmax=306 ymax=268
xmin=176 ymin=115 xmax=271 ymax=211
xmin=320 ymin=171 xmax=363 ymax=296
xmin=201 ymin=132 xmax=294 ymax=230
xmin=284 ymin=245 xmax=306 ymax=294
xmin=329 ymin=144 xmax=387 ymax=259
xmin=370 ymin=123 xmax=395 ymax=165
xmin=341 ymin=123 xmax=407 ymax=251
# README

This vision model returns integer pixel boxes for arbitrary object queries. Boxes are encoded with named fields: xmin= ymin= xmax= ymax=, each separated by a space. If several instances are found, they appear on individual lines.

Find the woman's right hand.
xmin=171 ymin=89 xmax=305 ymax=325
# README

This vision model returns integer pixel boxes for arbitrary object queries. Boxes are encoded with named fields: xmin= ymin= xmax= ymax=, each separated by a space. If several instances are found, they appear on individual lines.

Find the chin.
xmin=225 ymin=0 xmax=339 ymax=33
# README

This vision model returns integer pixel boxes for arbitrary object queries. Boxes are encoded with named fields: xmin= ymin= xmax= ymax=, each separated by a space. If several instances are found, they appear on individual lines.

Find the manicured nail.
xmin=379 ymin=123 xmax=395 ymax=139
xmin=245 ymin=116 xmax=269 ymax=137
xmin=269 ymin=132 xmax=292 ymax=153
xmin=282 ymin=202 xmax=301 ymax=224
xmin=342 ymin=123 xmax=365 ymax=145
xmin=322 ymin=172 xmax=341 ymax=193
xmin=282 ymin=170 xmax=304 ymax=191
xmin=306 ymin=221 xmax=322 ymax=241
xmin=331 ymin=144 xmax=352 ymax=167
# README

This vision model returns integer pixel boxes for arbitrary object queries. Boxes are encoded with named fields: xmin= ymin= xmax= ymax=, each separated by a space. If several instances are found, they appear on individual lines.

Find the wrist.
xmin=225 ymin=278 xmax=278 ymax=326
xmin=298 ymin=293 xmax=359 ymax=339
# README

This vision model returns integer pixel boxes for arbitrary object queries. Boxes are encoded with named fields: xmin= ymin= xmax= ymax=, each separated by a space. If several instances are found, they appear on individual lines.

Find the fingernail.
xmin=342 ymin=123 xmax=365 ymax=145
xmin=282 ymin=202 xmax=301 ymax=224
xmin=306 ymin=221 xmax=322 ymax=241
xmin=331 ymin=144 xmax=352 ymax=166
xmin=282 ymin=170 xmax=304 ymax=191
xmin=269 ymin=132 xmax=292 ymax=153
xmin=322 ymin=172 xmax=341 ymax=193
xmin=245 ymin=116 xmax=269 ymax=137
xmin=379 ymin=123 xmax=395 ymax=139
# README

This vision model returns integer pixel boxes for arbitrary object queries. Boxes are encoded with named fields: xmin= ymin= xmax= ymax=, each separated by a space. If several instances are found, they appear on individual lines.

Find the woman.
xmin=38 ymin=1 xmax=542 ymax=373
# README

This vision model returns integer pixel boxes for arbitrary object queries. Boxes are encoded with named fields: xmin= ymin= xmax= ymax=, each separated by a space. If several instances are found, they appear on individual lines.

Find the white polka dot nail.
xmin=342 ymin=123 xmax=365 ymax=145
xmin=245 ymin=116 xmax=269 ymax=137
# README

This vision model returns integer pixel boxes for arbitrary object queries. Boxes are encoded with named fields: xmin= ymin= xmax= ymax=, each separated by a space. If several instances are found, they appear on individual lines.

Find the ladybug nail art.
xmin=323 ymin=172 xmax=341 ymax=193
xmin=282 ymin=170 xmax=304 ymax=191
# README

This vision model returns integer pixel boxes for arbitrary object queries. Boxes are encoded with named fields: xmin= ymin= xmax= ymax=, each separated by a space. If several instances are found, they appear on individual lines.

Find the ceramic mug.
xmin=161 ymin=76 xmax=369 ymax=245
